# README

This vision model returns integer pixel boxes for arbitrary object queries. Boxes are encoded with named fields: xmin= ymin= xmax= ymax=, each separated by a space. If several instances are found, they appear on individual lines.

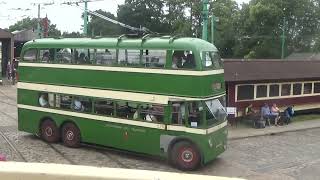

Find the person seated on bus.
xmin=73 ymin=99 xmax=85 ymax=112
xmin=39 ymin=94 xmax=49 ymax=107
xmin=172 ymin=51 xmax=184 ymax=69
xmin=183 ymin=54 xmax=195 ymax=69
xmin=78 ymin=53 xmax=88 ymax=64
xmin=42 ymin=51 xmax=50 ymax=62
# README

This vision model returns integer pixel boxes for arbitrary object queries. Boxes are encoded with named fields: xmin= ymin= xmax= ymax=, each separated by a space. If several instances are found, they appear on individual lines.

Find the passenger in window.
xmin=172 ymin=52 xmax=183 ymax=69
xmin=39 ymin=94 xmax=49 ymax=107
xmin=73 ymin=99 xmax=85 ymax=112
xmin=42 ymin=51 xmax=50 ymax=62
xmin=183 ymin=54 xmax=195 ymax=69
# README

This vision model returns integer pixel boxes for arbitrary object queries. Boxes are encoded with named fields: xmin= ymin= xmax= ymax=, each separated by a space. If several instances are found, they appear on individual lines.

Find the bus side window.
xmin=188 ymin=102 xmax=201 ymax=128
xmin=39 ymin=49 xmax=54 ymax=63
xmin=118 ymin=49 xmax=140 ymax=67
xmin=56 ymin=48 xmax=72 ymax=64
xmin=56 ymin=95 xmax=72 ymax=110
xmin=140 ymin=104 xmax=164 ymax=123
xmin=115 ymin=101 xmax=139 ymax=119
xmin=73 ymin=49 xmax=91 ymax=65
xmin=39 ymin=93 xmax=55 ymax=107
xmin=171 ymin=102 xmax=186 ymax=125
xmin=23 ymin=49 xmax=37 ymax=62
xmin=94 ymin=99 xmax=114 ymax=116
xmin=73 ymin=96 xmax=92 ymax=113
xmin=172 ymin=50 xmax=195 ymax=70
xmin=142 ymin=50 xmax=166 ymax=68
xmin=96 ymin=49 xmax=117 ymax=65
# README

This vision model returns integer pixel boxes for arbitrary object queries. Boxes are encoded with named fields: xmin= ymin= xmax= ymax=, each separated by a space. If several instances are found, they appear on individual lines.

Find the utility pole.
xmin=83 ymin=0 xmax=88 ymax=36
xmin=202 ymin=0 xmax=209 ymax=41
xmin=281 ymin=17 xmax=286 ymax=59
xmin=37 ymin=4 xmax=42 ymax=38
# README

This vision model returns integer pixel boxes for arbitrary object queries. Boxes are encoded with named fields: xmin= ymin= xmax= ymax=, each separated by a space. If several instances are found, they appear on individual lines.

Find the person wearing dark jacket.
xmin=284 ymin=106 xmax=294 ymax=124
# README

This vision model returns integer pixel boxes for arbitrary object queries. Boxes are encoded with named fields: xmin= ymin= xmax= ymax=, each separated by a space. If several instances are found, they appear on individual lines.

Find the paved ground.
xmin=1 ymin=85 xmax=320 ymax=180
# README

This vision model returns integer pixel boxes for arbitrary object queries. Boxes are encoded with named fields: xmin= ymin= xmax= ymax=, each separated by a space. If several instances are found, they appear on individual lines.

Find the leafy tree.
xmin=9 ymin=17 xmax=61 ymax=37
xmin=117 ymin=0 xmax=169 ymax=34
xmin=62 ymin=31 xmax=81 ymax=38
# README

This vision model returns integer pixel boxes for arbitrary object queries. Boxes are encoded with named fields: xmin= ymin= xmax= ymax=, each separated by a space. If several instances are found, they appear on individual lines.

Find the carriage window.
xmin=39 ymin=49 xmax=54 ymax=63
xmin=237 ymin=85 xmax=254 ymax=101
xmin=118 ymin=49 xmax=140 ymax=66
xmin=171 ymin=102 xmax=186 ymax=125
xmin=303 ymin=83 xmax=312 ymax=94
xmin=73 ymin=96 xmax=92 ymax=113
xmin=23 ymin=49 xmax=37 ymax=62
xmin=56 ymin=48 xmax=72 ymax=64
xmin=116 ymin=101 xmax=139 ymax=119
xmin=314 ymin=83 xmax=320 ymax=93
xmin=281 ymin=84 xmax=291 ymax=96
xmin=73 ymin=49 xmax=91 ymax=64
xmin=39 ymin=93 xmax=55 ymax=107
xmin=269 ymin=84 xmax=280 ymax=97
xmin=172 ymin=50 xmax=195 ymax=69
xmin=293 ymin=83 xmax=302 ymax=95
xmin=142 ymin=50 xmax=166 ymax=68
xmin=141 ymin=104 xmax=164 ymax=122
xmin=56 ymin=95 xmax=72 ymax=110
xmin=256 ymin=85 xmax=267 ymax=98
xmin=94 ymin=99 xmax=114 ymax=116
xmin=96 ymin=49 xmax=117 ymax=65
xmin=201 ymin=51 xmax=222 ymax=69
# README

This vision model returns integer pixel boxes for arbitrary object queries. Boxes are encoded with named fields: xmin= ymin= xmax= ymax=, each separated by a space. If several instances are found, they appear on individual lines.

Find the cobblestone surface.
xmin=1 ymin=85 xmax=320 ymax=180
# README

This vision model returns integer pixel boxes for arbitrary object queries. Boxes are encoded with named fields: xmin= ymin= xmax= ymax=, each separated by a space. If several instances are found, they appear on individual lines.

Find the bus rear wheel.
xmin=61 ymin=123 xmax=81 ymax=148
xmin=40 ymin=119 xmax=60 ymax=143
xmin=170 ymin=141 xmax=201 ymax=171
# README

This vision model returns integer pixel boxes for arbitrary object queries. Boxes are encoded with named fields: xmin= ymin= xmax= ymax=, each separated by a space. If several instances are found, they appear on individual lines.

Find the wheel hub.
xmin=181 ymin=149 xmax=193 ymax=162
xmin=45 ymin=127 xmax=53 ymax=137
xmin=66 ymin=130 xmax=74 ymax=141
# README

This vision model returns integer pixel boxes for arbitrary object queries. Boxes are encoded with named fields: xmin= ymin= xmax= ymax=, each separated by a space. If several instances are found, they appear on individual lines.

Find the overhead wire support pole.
xmin=202 ymin=0 xmax=209 ymax=41
xmin=83 ymin=0 xmax=88 ymax=36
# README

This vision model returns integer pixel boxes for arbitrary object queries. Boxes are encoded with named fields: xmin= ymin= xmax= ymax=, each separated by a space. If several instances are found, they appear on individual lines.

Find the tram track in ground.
xmin=0 ymin=130 xmax=27 ymax=162
xmin=43 ymin=143 xmax=78 ymax=165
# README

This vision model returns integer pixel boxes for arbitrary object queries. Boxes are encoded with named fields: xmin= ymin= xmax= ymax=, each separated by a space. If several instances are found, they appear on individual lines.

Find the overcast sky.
xmin=0 ymin=0 xmax=250 ymax=33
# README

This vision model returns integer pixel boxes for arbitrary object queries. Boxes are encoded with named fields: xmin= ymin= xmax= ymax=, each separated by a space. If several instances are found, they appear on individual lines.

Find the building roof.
xmin=224 ymin=59 xmax=320 ymax=82
xmin=0 ymin=28 xmax=13 ymax=39
xmin=13 ymin=29 xmax=36 ymax=42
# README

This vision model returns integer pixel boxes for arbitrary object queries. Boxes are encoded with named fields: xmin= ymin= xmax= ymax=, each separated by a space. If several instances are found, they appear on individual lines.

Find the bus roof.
xmin=22 ymin=37 xmax=218 ymax=52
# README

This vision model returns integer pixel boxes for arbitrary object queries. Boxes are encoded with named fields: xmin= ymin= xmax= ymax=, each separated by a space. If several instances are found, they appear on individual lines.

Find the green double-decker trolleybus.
xmin=18 ymin=35 xmax=227 ymax=170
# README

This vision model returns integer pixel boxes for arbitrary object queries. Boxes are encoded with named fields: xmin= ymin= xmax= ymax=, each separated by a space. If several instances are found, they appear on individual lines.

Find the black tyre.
xmin=170 ymin=141 xmax=201 ymax=171
xmin=61 ymin=123 xmax=81 ymax=148
xmin=40 ymin=119 xmax=60 ymax=143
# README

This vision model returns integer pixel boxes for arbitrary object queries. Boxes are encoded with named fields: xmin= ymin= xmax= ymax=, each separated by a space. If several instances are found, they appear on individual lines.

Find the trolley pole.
xmin=202 ymin=0 xmax=209 ymax=41
xmin=281 ymin=17 xmax=286 ymax=59
xmin=83 ymin=0 xmax=88 ymax=36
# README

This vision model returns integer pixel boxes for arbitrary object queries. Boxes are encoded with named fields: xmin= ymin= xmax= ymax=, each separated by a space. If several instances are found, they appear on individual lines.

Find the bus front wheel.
xmin=40 ymin=119 xmax=60 ymax=143
xmin=61 ymin=123 xmax=81 ymax=148
xmin=170 ymin=141 xmax=201 ymax=171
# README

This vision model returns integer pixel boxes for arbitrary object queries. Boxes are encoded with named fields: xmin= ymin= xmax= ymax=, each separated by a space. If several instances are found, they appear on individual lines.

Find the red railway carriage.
xmin=224 ymin=59 xmax=320 ymax=117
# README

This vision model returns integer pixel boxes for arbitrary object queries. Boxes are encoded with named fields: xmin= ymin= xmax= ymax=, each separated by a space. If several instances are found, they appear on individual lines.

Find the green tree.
xmin=117 ymin=0 xmax=169 ymax=34
xmin=9 ymin=17 xmax=61 ymax=37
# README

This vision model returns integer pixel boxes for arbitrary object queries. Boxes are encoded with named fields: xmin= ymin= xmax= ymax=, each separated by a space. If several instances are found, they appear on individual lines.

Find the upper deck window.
xmin=23 ymin=49 xmax=37 ymax=62
xmin=56 ymin=48 xmax=72 ymax=64
xmin=96 ymin=49 xmax=117 ymax=65
xmin=118 ymin=49 xmax=140 ymax=66
xmin=142 ymin=50 xmax=166 ymax=68
xmin=172 ymin=50 xmax=196 ymax=69
xmin=201 ymin=51 xmax=223 ymax=70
